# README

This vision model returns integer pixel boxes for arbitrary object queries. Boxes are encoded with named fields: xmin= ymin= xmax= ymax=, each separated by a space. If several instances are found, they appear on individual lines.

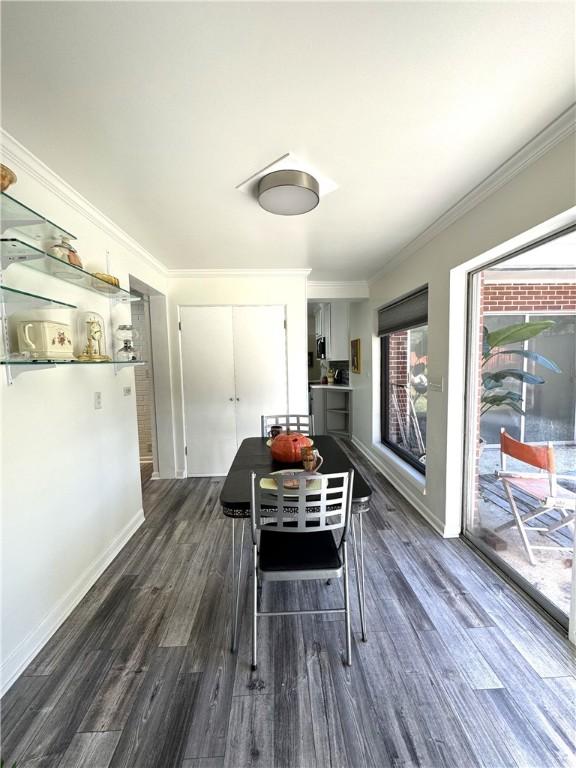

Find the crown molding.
xmin=368 ymin=104 xmax=576 ymax=285
xmin=0 ymin=129 xmax=168 ymax=276
xmin=167 ymin=268 xmax=312 ymax=279
xmin=0 ymin=138 xmax=312 ymax=282
xmin=307 ymin=280 xmax=369 ymax=299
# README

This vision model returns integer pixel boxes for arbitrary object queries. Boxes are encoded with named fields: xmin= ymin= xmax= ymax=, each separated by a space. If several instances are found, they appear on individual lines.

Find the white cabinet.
xmin=180 ymin=307 xmax=237 ymax=475
xmin=231 ymin=306 xmax=288 ymax=446
xmin=309 ymin=387 xmax=325 ymax=434
xmin=329 ymin=302 xmax=349 ymax=361
xmin=180 ymin=305 xmax=287 ymax=475
xmin=312 ymin=301 xmax=349 ymax=360
xmin=309 ymin=386 xmax=353 ymax=437
xmin=314 ymin=307 xmax=323 ymax=338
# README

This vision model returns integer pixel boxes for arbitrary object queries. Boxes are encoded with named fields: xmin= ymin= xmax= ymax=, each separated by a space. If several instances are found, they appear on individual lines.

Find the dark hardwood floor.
xmin=2 ymin=440 xmax=575 ymax=767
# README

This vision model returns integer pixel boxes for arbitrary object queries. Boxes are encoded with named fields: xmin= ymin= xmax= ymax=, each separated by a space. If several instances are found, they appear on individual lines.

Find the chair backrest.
xmin=250 ymin=470 xmax=353 ymax=543
xmin=261 ymin=414 xmax=315 ymax=437
xmin=500 ymin=428 xmax=556 ymax=473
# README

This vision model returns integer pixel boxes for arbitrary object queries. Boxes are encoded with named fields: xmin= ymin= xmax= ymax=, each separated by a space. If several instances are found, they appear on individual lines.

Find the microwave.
xmin=316 ymin=336 xmax=326 ymax=360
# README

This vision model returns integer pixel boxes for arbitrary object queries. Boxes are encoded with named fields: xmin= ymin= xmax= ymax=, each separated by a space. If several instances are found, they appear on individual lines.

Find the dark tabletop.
xmin=220 ymin=435 xmax=372 ymax=516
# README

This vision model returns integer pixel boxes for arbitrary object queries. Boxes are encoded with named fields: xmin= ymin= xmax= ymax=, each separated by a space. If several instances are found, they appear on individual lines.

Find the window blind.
xmin=377 ymin=286 xmax=428 ymax=336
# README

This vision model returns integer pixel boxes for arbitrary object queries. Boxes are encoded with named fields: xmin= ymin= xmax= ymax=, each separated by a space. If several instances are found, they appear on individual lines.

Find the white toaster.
xmin=16 ymin=320 xmax=75 ymax=360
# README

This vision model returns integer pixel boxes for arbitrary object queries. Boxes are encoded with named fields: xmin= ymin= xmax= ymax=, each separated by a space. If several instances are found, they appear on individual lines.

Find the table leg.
xmin=351 ymin=515 xmax=367 ymax=642
xmin=231 ymin=518 xmax=245 ymax=653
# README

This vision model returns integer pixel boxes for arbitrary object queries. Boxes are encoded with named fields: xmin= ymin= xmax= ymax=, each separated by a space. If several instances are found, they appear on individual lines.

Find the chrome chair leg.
xmin=231 ymin=518 xmax=245 ymax=653
xmin=230 ymin=517 xmax=235 ymax=652
xmin=343 ymin=540 xmax=352 ymax=666
xmin=252 ymin=543 xmax=258 ymax=671
xmin=351 ymin=515 xmax=367 ymax=641
xmin=359 ymin=513 xmax=366 ymax=637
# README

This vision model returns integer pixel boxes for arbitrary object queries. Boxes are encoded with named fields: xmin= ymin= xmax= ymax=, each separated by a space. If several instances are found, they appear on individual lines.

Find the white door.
xmin=232 ymin=306 xmax=288 ymax=445
xmin=180 ymin=306 xmax=237 ymax=475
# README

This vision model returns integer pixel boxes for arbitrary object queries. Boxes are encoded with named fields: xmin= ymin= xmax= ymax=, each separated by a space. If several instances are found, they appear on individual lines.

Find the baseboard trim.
xmin=351 ymin=436 xmax=451 ymax=537
xmin=0 ymin=508 xmax=145 ymax=696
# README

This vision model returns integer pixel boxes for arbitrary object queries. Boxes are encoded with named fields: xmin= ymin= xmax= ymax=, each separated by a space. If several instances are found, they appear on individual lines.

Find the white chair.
xmin=250 ymin=470 xmax=354 ymax=667
xmin=260 ymin=414 xmax=315 ymax=437
xmin=495 ymin=428 xmax=575 ymax=565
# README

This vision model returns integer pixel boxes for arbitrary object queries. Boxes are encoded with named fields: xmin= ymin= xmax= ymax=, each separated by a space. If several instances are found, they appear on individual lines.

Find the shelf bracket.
xmin=4 ymin=362 xmax=57 ymax=385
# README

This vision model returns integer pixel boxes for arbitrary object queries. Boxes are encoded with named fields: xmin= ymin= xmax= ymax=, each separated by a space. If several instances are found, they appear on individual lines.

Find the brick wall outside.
xmin=131 ymin=299 xmax=154 ymax=462
xmin=483 ymin=283 xmax=576 ymax=312
xmin=387 ymin=330 xmax=409 ymax=444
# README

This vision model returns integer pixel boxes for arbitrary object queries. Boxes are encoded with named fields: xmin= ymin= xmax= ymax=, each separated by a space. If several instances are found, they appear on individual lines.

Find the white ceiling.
xmin=1 ymin=1 xmax=574 ymax=280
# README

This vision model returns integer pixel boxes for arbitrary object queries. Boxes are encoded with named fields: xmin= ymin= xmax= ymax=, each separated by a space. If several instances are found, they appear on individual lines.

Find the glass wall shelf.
xmin=1 ymin=192 xmax=76 ymax=241
xmin=1 ymin=239 xmax=138 ymax=302
xmin=0 ymin=284 xmax=76 ymax=312
xmin=0 ymin=359 xmax=147 ymax=366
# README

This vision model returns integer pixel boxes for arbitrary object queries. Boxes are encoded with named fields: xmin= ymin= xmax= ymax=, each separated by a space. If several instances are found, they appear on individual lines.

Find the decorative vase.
xmin=115 ymin=324 xmax=139 ymax=362
xmin=1 ymin=164 xmax=17 ymax=192
xmin=116 ymin=339 xmax=138 ymax=362
xmin=49 ymin=237 xmax=82 ymax=268
xmin=270 ymin=432 xmax=313 ymax=464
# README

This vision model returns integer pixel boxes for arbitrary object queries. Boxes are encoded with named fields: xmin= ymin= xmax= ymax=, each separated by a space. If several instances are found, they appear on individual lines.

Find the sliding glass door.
xmin=463 ymin=229 xmax=576 ymax=625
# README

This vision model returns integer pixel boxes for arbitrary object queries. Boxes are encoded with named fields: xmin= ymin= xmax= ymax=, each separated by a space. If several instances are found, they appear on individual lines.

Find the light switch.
xmin=94 ymin=391 xmax=102 ymax=409
xmin=123 ymin=386 xmax=132 ymax=396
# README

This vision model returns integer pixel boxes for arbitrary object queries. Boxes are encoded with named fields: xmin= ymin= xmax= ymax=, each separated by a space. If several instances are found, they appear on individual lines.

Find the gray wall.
xmin=350 ymin=133 xmax=576 ymax=537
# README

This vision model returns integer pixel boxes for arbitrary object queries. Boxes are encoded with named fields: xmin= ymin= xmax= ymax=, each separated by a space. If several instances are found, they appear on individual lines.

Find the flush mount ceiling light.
xmin=236 ymin=153 xmax=337 ymax=215
xmin=258 ymin=169 xmax=319 ymax=216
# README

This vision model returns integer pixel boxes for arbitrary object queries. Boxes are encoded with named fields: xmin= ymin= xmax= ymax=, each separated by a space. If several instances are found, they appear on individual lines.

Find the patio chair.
xmin=495 ymin=428 xmax=575 ymax=565
xmin=261 ymin=414 xmax=315 ymax=437
xmin=250 ymin=470 xmax=354 ymax=667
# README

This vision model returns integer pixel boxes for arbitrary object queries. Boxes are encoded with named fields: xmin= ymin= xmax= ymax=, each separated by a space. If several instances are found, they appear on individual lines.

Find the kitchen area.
xmin=308 ymin=300 xmax=354 ymax=437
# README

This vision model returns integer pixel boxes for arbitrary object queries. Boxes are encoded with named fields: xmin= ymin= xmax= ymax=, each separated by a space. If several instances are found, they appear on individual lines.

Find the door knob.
xmin=236 ymin=397 xmax=240 ymax=401
xmin=229 ymin=397 xmax=234 ymax=401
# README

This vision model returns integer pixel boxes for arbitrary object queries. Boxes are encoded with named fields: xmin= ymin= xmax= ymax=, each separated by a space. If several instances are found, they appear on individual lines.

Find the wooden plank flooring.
xmin=2 ymin=440 xmax=575 ymax=767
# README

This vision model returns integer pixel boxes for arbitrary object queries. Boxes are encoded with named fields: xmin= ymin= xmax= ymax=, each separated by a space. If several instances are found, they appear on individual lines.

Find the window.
xmin=379 ymin=288 xmax=428 ymax=473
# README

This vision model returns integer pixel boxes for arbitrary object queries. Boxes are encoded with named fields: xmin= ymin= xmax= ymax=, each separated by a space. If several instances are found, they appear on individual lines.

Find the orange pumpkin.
xmin=270 ymin=432 xmax=312 ymax=464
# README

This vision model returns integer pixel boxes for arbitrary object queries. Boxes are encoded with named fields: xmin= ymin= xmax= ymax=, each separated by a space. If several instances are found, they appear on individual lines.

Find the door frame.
xmin=459 ymin=216 xmax=576 ymax=634
xmin=129 ymin=275 xmax=175 ymax=481
xmin=177 ymin=303 xmax=289 ymax=477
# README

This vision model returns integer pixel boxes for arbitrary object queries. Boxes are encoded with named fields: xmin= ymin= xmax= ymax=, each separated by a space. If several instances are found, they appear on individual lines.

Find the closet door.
xmin=180 ymin=306 xmax=237 ymax=475
xmin=232 ymin=306 xmax=288 ymax=445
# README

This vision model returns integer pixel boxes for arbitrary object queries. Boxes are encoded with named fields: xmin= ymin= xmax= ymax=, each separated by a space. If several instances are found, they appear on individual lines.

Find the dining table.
xmin=220 ymin=435 xmax=372 ymax=652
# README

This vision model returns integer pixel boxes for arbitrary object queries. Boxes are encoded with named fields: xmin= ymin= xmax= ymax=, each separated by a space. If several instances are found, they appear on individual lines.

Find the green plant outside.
xmin=481 ymin=320 xmax=561 ymax=417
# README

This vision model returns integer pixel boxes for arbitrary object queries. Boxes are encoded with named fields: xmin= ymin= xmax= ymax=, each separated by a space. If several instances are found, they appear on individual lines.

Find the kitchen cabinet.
xmin=329 ymin=302 xmax=349 ymax=361
xmin=314 ymin=306 xmax=324 ymax=338
xmin=309 ymin=386 xmax=352 ymax=437
xmin=313 ymin=302 xmax=349 ymax=361
xmin=309 ymin=386 xmax=326 ymax=435
xmin=180 ymin=305 xmax=287 ymax=475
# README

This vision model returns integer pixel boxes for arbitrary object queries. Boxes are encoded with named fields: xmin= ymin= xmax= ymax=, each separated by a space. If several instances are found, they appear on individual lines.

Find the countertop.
xmin=309 ymin=384 xmax=353 ymax=391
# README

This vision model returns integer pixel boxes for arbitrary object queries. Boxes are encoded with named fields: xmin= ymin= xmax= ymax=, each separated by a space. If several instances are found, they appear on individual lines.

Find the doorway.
xmin=129 ymin=280 xmax=159 ymax=489
xmin=463 ymin=228 xmax=576 ymax=624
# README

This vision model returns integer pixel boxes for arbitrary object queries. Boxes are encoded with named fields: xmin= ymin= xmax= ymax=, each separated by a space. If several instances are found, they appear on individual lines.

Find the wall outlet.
xmin=94 ymin=391 xmax=102 ymax=409
xmin=123 ymin=386 xmax=132 ymax=396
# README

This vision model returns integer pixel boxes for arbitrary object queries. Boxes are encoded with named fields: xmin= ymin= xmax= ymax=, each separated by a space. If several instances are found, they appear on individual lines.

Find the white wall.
xmin=0 ymin=134 xmax=169 ymax=693
xmin=0 ymin=136 xmax=311 ymax=691
xmin=351 ymin=132 xmax=576 ymax=537
xmin=167 ymin=274 xmax=309 ymax=476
